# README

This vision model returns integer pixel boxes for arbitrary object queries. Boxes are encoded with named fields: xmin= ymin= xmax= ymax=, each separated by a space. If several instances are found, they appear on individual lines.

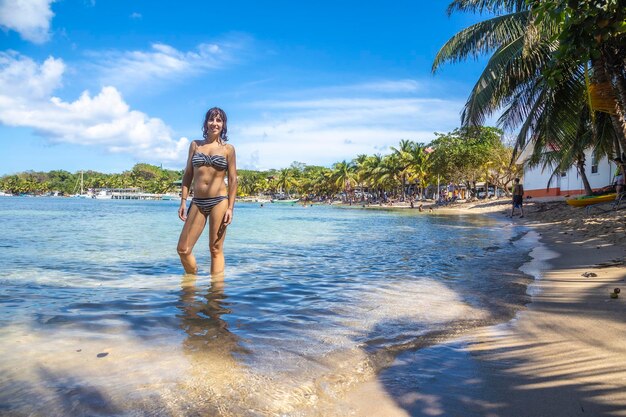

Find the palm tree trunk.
xmin=602 ymin=44 xmax=626 ymax=143
xmin=576 ymin=155 xmax=593 ymax=196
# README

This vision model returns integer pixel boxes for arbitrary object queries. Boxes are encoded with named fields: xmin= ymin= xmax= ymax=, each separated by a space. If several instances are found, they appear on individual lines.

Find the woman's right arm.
xmin=178 ymin=141 xmax=196 ymax=221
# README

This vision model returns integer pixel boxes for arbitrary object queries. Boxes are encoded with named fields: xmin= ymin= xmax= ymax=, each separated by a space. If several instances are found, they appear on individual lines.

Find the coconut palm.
xmin=377 ymin=154 xmax=403 ymax=200
xmin=433 ymin=1 xmax=558 ymax=144
xmin=353 ymin=154 xmax=370 ymax=201
xmin=528 ymin=0 xmax=626 ymax=152
xmin=390 ymin=139 xmax=415 ymax=201
xmin=238 ymin=172 xmax=262 ymax=196
xmin=406 ymin=144 xmax=433 ymax=199
xmin=331 ymin=161 xmax=357 ymax=202
xmin=361 ymin=154 xmax=385 ymax=201
xmin=433 ymin=0 xmax=621 ymax=192
xmin=276 ymin=168 xmax=299 ymax=198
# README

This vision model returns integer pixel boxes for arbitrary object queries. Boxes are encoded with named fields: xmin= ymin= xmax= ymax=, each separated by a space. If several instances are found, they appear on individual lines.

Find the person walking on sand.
xmin=177 ymin=107 xmax=238 ymax=276
xmin=510 ymin=178 xmax=524 ymax=218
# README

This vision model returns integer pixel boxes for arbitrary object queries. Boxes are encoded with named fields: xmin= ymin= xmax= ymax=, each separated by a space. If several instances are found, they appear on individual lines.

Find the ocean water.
xmin=0 ymin=197 xmax=534 ymax=416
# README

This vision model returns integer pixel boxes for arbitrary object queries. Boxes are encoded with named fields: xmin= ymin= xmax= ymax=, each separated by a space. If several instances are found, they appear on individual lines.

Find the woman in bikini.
xmin=177 ymin=107 xmax=237 ymax=276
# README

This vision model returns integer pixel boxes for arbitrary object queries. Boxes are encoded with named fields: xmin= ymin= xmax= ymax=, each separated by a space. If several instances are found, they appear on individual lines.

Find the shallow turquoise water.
xmin=0 ymin=197 xmax=533 ymax=416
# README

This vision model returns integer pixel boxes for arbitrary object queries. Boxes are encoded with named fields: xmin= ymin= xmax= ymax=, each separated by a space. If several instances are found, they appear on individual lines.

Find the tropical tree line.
xmin=0 ymin=163 xmax=182 ymax=195
xmin=433 ymin=0 xmax=625 ymax=195
xmin=1 ymin=127 xmax=520 ymax=201
xmin=237 ymin=126 xmax=521 ymax=201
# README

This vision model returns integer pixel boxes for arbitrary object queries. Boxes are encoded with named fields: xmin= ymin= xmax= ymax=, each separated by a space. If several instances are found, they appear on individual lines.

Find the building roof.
xmin=515 ymin=142 xmax=535 ymax=164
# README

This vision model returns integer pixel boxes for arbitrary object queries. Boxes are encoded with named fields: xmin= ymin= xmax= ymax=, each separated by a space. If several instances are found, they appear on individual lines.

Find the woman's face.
xmin=206 ymin=115 xmax=224 ymax=136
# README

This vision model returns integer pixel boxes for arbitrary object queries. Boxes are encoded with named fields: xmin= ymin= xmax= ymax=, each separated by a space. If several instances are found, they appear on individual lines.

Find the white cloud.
xmin=0 ymin=51 xmax=189 ymax=163
xmin=129 ymin=12 xmax=142 ymax=19
xmin=0 ymin=0 xmax=55 ymax=44
xmin=277 ymin=79 xmax=423 ymax=100
xmin=325 ymin=79 xmax=423 ymax=94
xmin=235 ymin=92 xmax=464 ymax=170
xmin=355 ymin=79 xmax=421 ymax=93
xmin=0 ymin=50 xmax=64 ymax=98
xmin=89 ymin=37 xmax=249 ymax=89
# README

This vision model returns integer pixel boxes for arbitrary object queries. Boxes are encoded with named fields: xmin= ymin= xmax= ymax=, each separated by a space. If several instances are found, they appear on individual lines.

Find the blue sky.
xmin=0 ymin=0 xmax=490 ymax=174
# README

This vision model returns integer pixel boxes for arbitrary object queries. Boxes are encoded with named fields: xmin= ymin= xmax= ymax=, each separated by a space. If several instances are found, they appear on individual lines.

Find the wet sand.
xmin=337 ymin=198 xmax=626 ymax=416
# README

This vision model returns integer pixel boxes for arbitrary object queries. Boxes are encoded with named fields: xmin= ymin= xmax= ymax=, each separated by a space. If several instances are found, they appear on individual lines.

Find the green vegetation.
xmin=236 ymin=128 xmax=519 ymax=201
xmin=433 ymin=0 xmax=625 ymax=195
xmin=1 ymin=127 xmax=519 ymax=201
xmin=0 ymin=164 xmax=182 ymax=195
xmin=235 ymin=127 xmax=520 ymax=201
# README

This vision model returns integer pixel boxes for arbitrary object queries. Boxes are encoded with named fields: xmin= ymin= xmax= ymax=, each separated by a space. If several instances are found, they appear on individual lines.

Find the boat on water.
xmin=271 ymin=199 xmax=300 ymax=204
xmin=72 ymin=171 xmax=90 ymax=198
xmin=161 ymin=193 xmax=181 ymax=201
xmin=566 ymin=193 xmax=616 ymax=207
xmin=163 ymin=194 xmax=192 ymax=201
xmin=94 ymin=190 xmax=112 ymax=199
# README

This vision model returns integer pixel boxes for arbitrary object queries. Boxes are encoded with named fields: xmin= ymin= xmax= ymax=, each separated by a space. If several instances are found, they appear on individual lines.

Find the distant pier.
xmin=107 ymin=188 xmax=175 ymax=200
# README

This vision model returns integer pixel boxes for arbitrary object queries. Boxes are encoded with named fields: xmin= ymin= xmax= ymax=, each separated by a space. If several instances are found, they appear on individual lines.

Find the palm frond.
xmin=461 ymin=35 xmax=556 ymax=126
xmin=446 ymin=0 xmax=528 ymax=16
xmin=594 ymin=111 xmax=619 ymax=158
xmin=432 ymin=11 xmax=529 ymax=72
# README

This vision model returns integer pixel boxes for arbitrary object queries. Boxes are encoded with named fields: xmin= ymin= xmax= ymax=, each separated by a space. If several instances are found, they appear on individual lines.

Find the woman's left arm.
xmin=224 ymin=144 xmax=238 ymax=225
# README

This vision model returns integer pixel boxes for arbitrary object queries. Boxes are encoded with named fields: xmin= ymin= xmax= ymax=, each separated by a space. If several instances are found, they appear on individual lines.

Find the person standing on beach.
xmin=510 ymin=178 xmax=524 ymax=218
xmin=177 ymin=107 xmax=238 ymax=276
xmin=614 ymin=158 xmax=624 ymax=200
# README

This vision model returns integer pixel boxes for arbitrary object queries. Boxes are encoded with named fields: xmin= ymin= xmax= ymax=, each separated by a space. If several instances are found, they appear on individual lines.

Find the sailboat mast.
xmin=81 ymin=170 xmax=84 ymax=195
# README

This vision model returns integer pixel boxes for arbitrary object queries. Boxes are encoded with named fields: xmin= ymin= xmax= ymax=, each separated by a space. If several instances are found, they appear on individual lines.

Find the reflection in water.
xmin=0 ymin=198 xmax=536 ymax=416
xmin=175 ymin=276 xmax=259 ymax=416
xmin=178 ymin=275 xmax=248 ymax=357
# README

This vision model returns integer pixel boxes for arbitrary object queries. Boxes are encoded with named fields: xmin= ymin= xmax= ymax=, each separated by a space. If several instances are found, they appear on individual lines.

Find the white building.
xmin=517 ymin=147 xmax=619 ymax=197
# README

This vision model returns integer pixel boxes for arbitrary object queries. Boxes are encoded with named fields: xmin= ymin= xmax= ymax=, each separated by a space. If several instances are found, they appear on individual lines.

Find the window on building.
xmin=591 ymin=151 xmax=598 ymax=174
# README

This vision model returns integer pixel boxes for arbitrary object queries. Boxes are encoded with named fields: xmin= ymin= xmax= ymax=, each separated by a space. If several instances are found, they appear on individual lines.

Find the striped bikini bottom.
xmin=192 ymin=196 xmax=228 ymax=215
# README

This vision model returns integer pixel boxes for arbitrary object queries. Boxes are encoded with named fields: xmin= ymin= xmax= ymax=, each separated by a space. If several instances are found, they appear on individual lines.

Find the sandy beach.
xmin=338 ymin=197 xmax=626 ymax=416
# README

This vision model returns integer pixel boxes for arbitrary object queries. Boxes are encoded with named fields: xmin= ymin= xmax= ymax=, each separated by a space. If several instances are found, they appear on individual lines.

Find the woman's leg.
xmin=208 ymin=198 xmax=229 ymax=276
xmin=177 ymin=203 xmax=208 ymax=274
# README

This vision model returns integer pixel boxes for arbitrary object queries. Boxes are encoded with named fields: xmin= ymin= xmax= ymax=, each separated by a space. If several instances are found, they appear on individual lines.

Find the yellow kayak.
xmin=566 ymin=193 xmax=617 ymax=207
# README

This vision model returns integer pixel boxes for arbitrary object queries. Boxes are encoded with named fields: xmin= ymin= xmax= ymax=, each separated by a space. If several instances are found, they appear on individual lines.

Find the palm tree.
xmin=276 ymin=168 xmax=299 ymax=198
xmin=390 ymin=139 xmax=415 ymax=201
xmin=362 ymin=154 xmax=385 ymax=201
xmin=353 ymin=154 xmax=369 ymax=201
xmin=433 ymin=0 xmax=621 ymax=193
xmin=331 ymin=161 xmax=357 ymax=202
xmin=238 ymin=172 xmax=261 ymax=196
xmin=528 ymin=0 xmax=626 ymax=153
xmin=378 ymin=154 xmax=402 ymax=200
xmin=406 ymin=144 xmax=433 ymax=199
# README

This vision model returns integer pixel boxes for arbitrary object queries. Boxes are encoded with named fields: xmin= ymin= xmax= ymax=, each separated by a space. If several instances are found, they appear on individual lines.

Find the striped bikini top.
xmin=191 ymin=152 xmax=228 ymax=170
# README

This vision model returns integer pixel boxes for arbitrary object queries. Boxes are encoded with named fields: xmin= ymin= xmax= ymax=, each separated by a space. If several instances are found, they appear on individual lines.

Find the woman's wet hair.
xmin=202 ymin=107 xmax=228 ymax=142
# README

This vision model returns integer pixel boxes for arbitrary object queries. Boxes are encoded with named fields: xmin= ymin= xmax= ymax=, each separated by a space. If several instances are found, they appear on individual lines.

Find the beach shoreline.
xmin=2 ymin=197 xmax=625 ymax=416
xmin=337 ymin=198 xmax=626 ymax=416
